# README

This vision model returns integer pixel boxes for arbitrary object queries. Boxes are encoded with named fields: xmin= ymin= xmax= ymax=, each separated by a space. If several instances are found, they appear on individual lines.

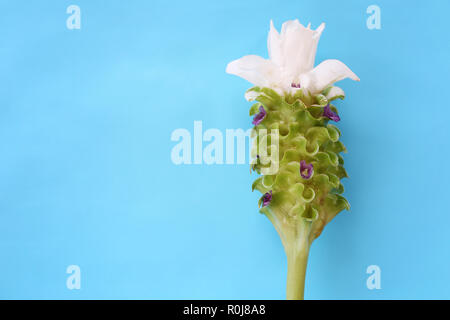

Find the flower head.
xmin=252 ymin=105 xmax=267 ymax=126
xmin=300 ymin=160 xmax=314 ymax=179
xmin=262 ymin=190 xmax=272 ymax=207
xmin=226 ymin=20 xmax=359 ymax=98
xmin=323 ymin=104 xmax=340 ymax=122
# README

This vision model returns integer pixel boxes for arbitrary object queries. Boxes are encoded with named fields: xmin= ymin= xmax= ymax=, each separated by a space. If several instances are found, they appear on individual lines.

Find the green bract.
xmin=248 ymin=85 xmax=350 ymax=299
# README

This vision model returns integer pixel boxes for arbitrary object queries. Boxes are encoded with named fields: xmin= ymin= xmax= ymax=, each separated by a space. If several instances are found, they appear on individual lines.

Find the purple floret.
xmin=323 ymin=104 xmax=340 ymax=122
xmin=262 ymin=190 xmax=272 ymax=207
xmin=252 ymin=105 xmax=267 ymax=126
xmin=300 ymin=160 xmax=314 ymax=179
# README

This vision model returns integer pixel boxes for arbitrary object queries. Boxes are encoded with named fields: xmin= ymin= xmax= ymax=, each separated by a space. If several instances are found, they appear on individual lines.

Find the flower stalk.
xmin=286 ymin=243 xmax=309 ymax=300
xmin=266 ymin=208 xmax=312 ymax=299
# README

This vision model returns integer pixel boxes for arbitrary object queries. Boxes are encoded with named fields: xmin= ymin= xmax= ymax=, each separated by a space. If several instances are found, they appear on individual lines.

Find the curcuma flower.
xmin=226 ymin=20 xmax=359 ymax=98
xmin=227 ymin=19 xmax=359 ymax=300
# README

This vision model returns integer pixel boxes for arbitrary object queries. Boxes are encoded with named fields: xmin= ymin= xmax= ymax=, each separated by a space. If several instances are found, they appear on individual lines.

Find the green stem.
xmin=264 ymin=210 xmax=312 ymax=300
xmin=286 ymin=245 xmax=310 ymax=300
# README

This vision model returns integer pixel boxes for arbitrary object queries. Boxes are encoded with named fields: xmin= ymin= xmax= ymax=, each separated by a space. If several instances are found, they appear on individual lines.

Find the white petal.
xmin=244 ymin=90 xmax=259 ymax=101
xmin=280 ymin=19 xmax=302 ymax=36
xmin=226 ymin=55 xmax=279 ymax=88
xmin=278 ymin=20 xmax=325 ymax=76
xmin=313 ymin=23 xmax=325 ymax=42
xmin=299 ymin=59 xmax=359 ymax=94
xmin=308 ymin=23 xmax=325 ymax=71
xmin=267 ymin=20 xmax=283 ymax=66
xmin=324 ymin=86 xmax=345 ymax=100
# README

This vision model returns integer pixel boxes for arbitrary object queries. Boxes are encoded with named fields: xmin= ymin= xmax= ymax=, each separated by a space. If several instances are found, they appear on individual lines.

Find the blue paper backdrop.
xmin=0 ymin=0 xmax=449 ymax=299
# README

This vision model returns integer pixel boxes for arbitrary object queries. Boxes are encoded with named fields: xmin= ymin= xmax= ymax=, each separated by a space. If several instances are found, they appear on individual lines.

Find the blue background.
xmin=0 ymin=0 xmax=449 ymax=299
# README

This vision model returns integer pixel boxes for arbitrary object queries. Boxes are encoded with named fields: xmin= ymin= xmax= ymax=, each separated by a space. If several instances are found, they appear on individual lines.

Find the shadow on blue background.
xmin=0 ymin=0 xmax=449 ymax=299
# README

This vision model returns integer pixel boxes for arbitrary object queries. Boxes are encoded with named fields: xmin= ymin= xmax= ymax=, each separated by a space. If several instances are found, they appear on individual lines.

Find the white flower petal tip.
xmin=324 ymin=86 xmax=345 ymax=100
xmin=268 ymin=20 xmax=283 ymax=66
xmin=225 ymin=59 xmax=241 ymax=75
xmin=322 ymin=59 xmax=360 ymax=81
xmin=245 ymin=90 xmax=259 ymax=101
xmin=313 ymin=23 xmax=325 ymax=39
xmin=225 ymin=55 xmax=278 ymax=88
xmin=300 ymin=59 xmax=360 ymax=94
xmin=269 ymin=19 xmax=277 ymax=32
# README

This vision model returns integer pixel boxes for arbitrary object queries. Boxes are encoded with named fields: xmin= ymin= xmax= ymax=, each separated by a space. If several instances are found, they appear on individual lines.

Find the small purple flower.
xmin=291 ymin=83 xmax=301 ymax=88
xmin=252 ymin=106 xmax=267 ymax=126
xmin=262 ymin=190 xmax=272 ymax=207
xmin=323 ymin=104 xmax=340 ymax=122
xmin=300 ymin=160 xmax=314 ymax=179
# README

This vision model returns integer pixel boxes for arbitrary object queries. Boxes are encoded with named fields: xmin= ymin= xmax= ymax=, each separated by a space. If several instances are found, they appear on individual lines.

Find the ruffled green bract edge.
xmin=248 ymin=85 xmax=350 ymax=241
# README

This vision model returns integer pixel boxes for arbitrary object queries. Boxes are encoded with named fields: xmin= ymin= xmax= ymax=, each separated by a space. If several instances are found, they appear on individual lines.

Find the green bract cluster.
xmin=249 ymin=86 xmax=350 ymax=244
